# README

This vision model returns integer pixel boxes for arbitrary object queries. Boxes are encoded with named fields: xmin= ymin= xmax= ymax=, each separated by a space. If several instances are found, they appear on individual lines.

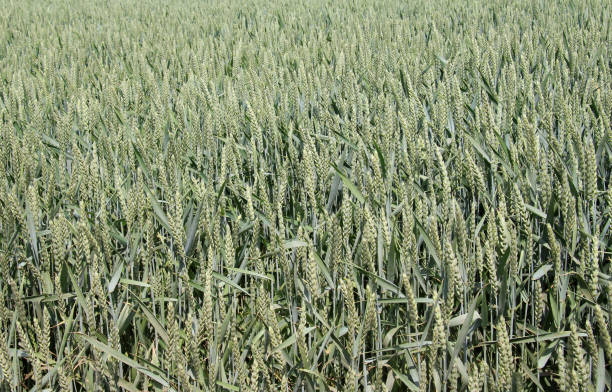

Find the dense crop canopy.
xmin=0 ymin=0 xmax=611 ymax=391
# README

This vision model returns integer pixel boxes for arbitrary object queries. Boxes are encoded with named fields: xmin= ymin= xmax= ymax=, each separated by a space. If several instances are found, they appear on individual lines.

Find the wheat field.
xmin=0 ymin=0 xmax=611 ymax=391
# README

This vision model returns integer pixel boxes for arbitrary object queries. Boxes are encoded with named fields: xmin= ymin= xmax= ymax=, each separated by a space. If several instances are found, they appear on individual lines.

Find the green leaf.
xmin=391 ymin=366 xmax=420 ymax=391
xmin=331 ymin=162 xmax=365 ymax=203
xmin=130 ymin=292 xmax=170 ymax=343
xmin=65 ymin=263 xmax=87 ymax=311
xmin=414 ymin=215 xmax=441 ymax=267
xmin=525 ymin=204 xmax=547 ymax=219
xmin=225 ymin=266 xmax=271 ymax=281
xmin=532 ymin=264 xmax=552 ymax=280
xmin=25 ymin=205 xmax=39 ymax=262
xmin=510 ymin=330 xmax=586 ymax=345
xmin=108 ymin=261 xmax=124 ymax=293
xmin=213 ymin=272 xmax=250 ymax=295
xmin=216 ymin=381 xmax=240 ymax=391
xmin=143 ymin=185 xmax=171 ymax=231
xmin=446 ymin=293 xmax=481 ymax=382
xmin=184 ymin=201 xmax=203 ymax=256
xmin=79 ymin=335 xmax=171 ymax=389
xmin=120 ymin=278 xmax=151 ymax=288
xmin=353 ymin=264 xmax=401 ymax=295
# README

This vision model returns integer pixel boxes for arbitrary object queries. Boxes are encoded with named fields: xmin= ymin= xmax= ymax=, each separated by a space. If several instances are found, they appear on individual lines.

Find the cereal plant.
xmin=0 ymin=0 xmax=610 ymax=390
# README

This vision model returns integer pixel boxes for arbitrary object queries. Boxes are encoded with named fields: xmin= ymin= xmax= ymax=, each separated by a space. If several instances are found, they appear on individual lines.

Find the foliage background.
xmin=0 ymin=0 xmax=610 ymax=390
